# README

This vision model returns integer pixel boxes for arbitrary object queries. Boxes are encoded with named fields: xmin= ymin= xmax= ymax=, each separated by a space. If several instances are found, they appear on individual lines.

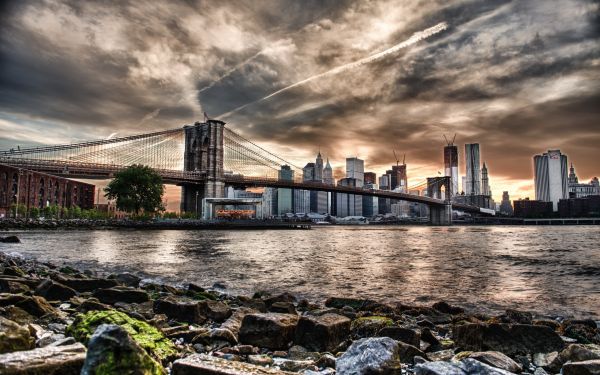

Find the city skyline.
xmin=1 ymin=0 xmax=599 ymax=204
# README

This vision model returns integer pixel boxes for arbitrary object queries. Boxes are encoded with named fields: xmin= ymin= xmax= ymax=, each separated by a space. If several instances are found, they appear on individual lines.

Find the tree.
xmin=104 ymin=165 xmax=165 ymax=215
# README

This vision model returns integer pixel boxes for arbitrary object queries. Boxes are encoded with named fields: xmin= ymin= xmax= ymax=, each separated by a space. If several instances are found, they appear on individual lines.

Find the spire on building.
xmin=568 ymin=162 xmax=578 ymax=184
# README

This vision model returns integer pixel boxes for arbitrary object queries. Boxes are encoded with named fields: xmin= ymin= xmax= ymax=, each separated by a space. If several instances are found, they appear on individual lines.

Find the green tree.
xmin=29 ymin=207 xmax=40 ymax=218
xmin=104 ymin=165 xmax=165 ymax=215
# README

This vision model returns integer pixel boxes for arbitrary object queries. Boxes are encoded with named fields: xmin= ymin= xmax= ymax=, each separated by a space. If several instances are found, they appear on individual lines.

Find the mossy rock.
xmin=67 ymin=309 xmax=177 ymax=362
xmin=452 ymin=351 xmax=473 ymax=361
xmin=351 ymin=316 xmax=395 ymax=338
xmin=59 ymin=265 xmax=79 ymax=275
xmin=191 ymin=291 xmax=217 ymax=301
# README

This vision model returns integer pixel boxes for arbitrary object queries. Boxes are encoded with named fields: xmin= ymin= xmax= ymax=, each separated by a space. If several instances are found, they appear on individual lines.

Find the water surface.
xmin=1 ymin=226 xmax=599 ymax=318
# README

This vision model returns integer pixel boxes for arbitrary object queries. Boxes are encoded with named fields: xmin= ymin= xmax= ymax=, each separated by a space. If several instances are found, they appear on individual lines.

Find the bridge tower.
xmin=427 ymin=176 xmax=452 ymax=225
xmin=180 ymin=120 xmax=226 ymax=215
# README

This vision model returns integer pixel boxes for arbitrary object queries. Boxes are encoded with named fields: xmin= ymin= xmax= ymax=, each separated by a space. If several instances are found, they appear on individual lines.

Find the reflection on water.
xmin=1 ymin=226 xmax=599 ymax=318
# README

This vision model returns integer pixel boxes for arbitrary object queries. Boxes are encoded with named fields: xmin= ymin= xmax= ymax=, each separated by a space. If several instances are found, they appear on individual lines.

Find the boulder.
xmin=295 ymin=313 xmax=351 ymax=352
xmin=0 ymin=343 xmax=86 ymax=375
xmin=453 ymin=323 xmax=565 ymax=356
xmin=0 ymin=294 xmax=58 ymax=317
xmin=432 ymin=301 xmax=464 ymax=315
xmin=264 ymin=292 xmax=297 ymax=307
xmin=34 ymin=279 xmax=77 ymax=301
xmin=562 ymin=320 xmax=600 ymax=344
xmin=153 ymin=297 xmax=205 ymax=324
xmin=548 ymin=344 xmax=600 ymax=372
xmin=562 ymin=359 xmax=600 ymax=375
xmin=93 ymin=286 xmax=149 ymax=305
xmin=0 ymin=235 xmax=20 ymax=243
xmin=80 ymin=324 xmax=164 ymax=375
xmin=351 ymin=316 xmax=395 ymax=338
xmin=239 ymin=313 xmax=299 ymax=350
xmin=414 ymin=358 xmax=515 ymax=374
xmin=498 ymin=309 xmax=533 ymax=325
xmin=198 ymin=300 xmax=232 ymax=322
xmin=0 ymin=316 xmax=35 ymax=354
xmin=54 ymin=276 xmax=118 ymax=293
xmin=220 ymin=307 xmax=256 ymax=338
xmin=269 ymin=301 xmax=297 ymax=314
xmin=336 ymin=337 xmax=401 ymax=375
xmin=0 ymin=280 xmax=30 ymax=294
xmin=378 ymin=326 xmax=420 ymax=347
xmin=468 ymin=351 xmax=523 ymax=373
xmin=325 ymin=297 xmax=372 ymax=310
xmin=107 ymin=273 xmax=141 ymax=288
xmin=172 ymin=353 xmax=294 ymax=374
xmin=0 ymin=306 xmax=36 ymax=325
xmin=67 ymin=309 xmax=177 ymax=362
xmin=398 ymin=342 xmax=429 ymax=364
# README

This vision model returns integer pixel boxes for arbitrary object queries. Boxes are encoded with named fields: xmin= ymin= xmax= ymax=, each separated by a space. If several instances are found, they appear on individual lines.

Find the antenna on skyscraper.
xmin=443 ymin=134 xmax=457 ymax=146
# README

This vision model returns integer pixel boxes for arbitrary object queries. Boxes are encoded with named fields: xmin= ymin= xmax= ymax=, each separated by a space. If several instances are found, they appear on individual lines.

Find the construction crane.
xmin=443 ymin=133 xmax=457 ymax=146
xmin=393 ymin=150 xmax=406 ymax=166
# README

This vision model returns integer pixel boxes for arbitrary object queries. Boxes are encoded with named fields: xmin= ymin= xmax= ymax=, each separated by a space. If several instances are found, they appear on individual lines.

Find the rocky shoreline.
xmin=0 ymin=251 xmax=599 ymax=375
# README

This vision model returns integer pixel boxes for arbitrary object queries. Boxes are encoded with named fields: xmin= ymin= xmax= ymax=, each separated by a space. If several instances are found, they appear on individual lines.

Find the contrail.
xmin=219 ymin=22 xmax=448 ymax=119
xmin=198 ymin=50 xmax=263 ymax=93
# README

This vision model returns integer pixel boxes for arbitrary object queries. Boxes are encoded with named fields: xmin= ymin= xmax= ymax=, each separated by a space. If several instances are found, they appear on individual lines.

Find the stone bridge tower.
xmin=180 ymin=120 xmax=225 ymax=214
xmin=427 ymin=176 xmax=452 ymax=225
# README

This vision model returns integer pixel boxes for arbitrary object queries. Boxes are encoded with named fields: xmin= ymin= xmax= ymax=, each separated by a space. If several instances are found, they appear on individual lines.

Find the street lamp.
xmin=195 ymin=191 xmax=199 ymax=219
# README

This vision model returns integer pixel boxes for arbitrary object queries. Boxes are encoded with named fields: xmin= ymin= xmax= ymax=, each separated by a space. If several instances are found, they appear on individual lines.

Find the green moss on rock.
xmin=67 ymin=310 xmax=177 ymax=362
xmin=191 ymin=291 xmax=217 ymax=301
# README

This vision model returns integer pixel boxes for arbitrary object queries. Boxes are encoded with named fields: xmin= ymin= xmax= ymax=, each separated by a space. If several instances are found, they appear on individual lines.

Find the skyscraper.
xmin=444 ymin=142 xmax=459 ymax=197
xmin=534 ymin=149 xmax=568 ymax=211
xmin=465 ymin=143 xmax=481 ymax=195
xmin=499 ymin=191 xmax=513 ymax=216
xmin=364 ymin=172 xmax=376 ymax=185
xmin=302 ymin=163 xmax=315 ymax=182
xmin=345 ymin=157 xmax=364 ymax=185
xmin=277 ymin=165 xmax=294 ymax=215
xmin=323 ymin=158 xmax=334 ymax=185
xmin=481 ymin=162 xmax=490 ymax=196
xmin=315 ymin=151 xmax=324 ymax=182
xmin=387 ymin=164 xmax=408 ymax=192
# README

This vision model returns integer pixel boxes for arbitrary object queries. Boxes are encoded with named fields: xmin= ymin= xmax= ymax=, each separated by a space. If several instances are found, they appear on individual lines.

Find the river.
xmin=1 ymin=225 xmax=599 ymax=318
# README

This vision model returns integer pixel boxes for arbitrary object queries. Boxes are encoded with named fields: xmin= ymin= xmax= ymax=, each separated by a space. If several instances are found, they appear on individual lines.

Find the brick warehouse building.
xmin=0 ymin=164 xmax=95 ymax=218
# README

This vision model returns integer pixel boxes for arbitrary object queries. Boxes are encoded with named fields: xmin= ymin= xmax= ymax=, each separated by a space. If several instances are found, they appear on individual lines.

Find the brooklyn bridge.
xmin=0 ymin=120 xmax=491 ymax=225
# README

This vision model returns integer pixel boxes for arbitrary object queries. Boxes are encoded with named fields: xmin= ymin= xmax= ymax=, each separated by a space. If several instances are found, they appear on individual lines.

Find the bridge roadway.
xmin=0 ymin=158 xmax=483 ymax=214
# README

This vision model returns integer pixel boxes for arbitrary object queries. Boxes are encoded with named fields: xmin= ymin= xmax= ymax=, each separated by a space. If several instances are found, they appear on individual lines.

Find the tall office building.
xmin=294 ymin=189 xmax=311 ymax=213
xmin=346 ymin=157 xmax=364 ymax=185
xmin=465 ymin=143 xmax=481 ymax=195
xmin=302 ymin=163 xmax=315 ymax=182
xmin=262 ymin=188 xmax=278 ymax=218
xmin=364 ymin=172 xmax=377 ymax=185
xmin=277 ymin=165 xmax=294 ymax=215
xmin=499 ymin=191 xmax=513 ymax=216
xmin=385 ymin=164 xmax=408 ymax=192
xmin=323 ymin=159 xmax=334 ymax=185
xmin=315 ymin=152 xmax=324 ymax=182
xmin=379 ymin=173 xmax=391 ymax=190
xmin=481 ymin=162 xmax=491 ymax=196
xmin=534 ymin=149 xmax=568 ymax=211
xmin=444 ymin=143 xmax=459 ymax=197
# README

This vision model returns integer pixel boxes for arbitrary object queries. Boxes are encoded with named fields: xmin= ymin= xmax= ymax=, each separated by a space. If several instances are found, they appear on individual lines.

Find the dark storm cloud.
xmin=0 ymin=0 xmax=599 ymax=198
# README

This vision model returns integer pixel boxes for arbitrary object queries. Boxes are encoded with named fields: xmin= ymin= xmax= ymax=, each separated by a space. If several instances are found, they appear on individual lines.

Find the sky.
xmin=1 ymin=0 xmax=599 ymax=205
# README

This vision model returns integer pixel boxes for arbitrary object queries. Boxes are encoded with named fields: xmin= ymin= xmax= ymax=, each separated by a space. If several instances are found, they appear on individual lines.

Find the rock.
xmin=239 ymin=313 xmax=299 ymax=350
xmin=295 ymin=313 xmax=351 ymax=352
xmin=199 ymin=300 xmax=232 ymax=322
xmin=53 ymin=276 xmax=118 ymax=293
xmin=534 ymin=368 xmax=550 ymax=375
xmin=336 ymin=337 xmax=401 ymax=374
xmin=432 ymin=301 xmax=464 ymax=315
xmin=499 ymin=309 xmax=533 ymax=325
xmin=378 ymin=326 xmax=420 ymax=347
xmin=0 ymin=316 xmax=35 ymax=354
xmin=316 ymin=353 xmax=336 ymax=368
xmin=325 ymin=297 xmax=373 ymax=310
xmin=398 ymin=342 xmax=429 ymax=363
xmin=80 ymin=324 xmax=164 ymax=375
xmin=248 ymin=354 xmax=274 ymax=366
xmin=34 ymin=279 xmax=77 ymax=301
xmin=3 ymin=266 xmax=26 ymax=277
xmin=264 ymin=292 xmax=297 ymax=307
xmin=220 ymin=307 xmax=256 ymax=338
xmin=209 ymin=328 xmax=238 ymax=344
xmin=93 ymin=286 xmax=149 ymax=305
xmin=533 ymin=351 xmax=558 ymax=368
xmin=0 ymin=235 xmax=20 ymax=243
xmin=0 ymin=306 xmax=35 ymax=325
xmin=350 ymin=316 xmax=394 ymax=338
xmin=548 ymin=344 xmax=600 ymax=372
xmin=414 ymin=358 xmax=515 ymax=375
xmin=274 ymin=358 xmax=316 ymax=372
xmin=0 ymin=342 xmax=86 ymax=375
xmin=78 ymin=297 xmax=112 ymax=312
xmin=453 ymin=323 xmax=565 ymax=356
xmin=0 ymin=280 xmax=30 ymax=294
xmin=428 ymin=349 xmax=454 ymax=362
xmin=0 ymin=294 xmax=58 ymax=317
xmin=270 ymin=301 xmax=297 ymax=314
xmin=468 ymin=351 xmax=523 ymax=373
xmin=172 ymin=353 xmax=294 ymax=374
xmin=107 ymin=272 xmax=142 ymax=288
xmin=153 ymin=297 xmax=206 ymax=324
xmin=421 ymin=328 xmax=441 ymax=351
xmin=67 ymin=309 xmax=177 ymax=362
xmin=562 ymin=320 xmax=600 ymax=344
xmin=562 ymin=359 xmax=600 ymax=375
